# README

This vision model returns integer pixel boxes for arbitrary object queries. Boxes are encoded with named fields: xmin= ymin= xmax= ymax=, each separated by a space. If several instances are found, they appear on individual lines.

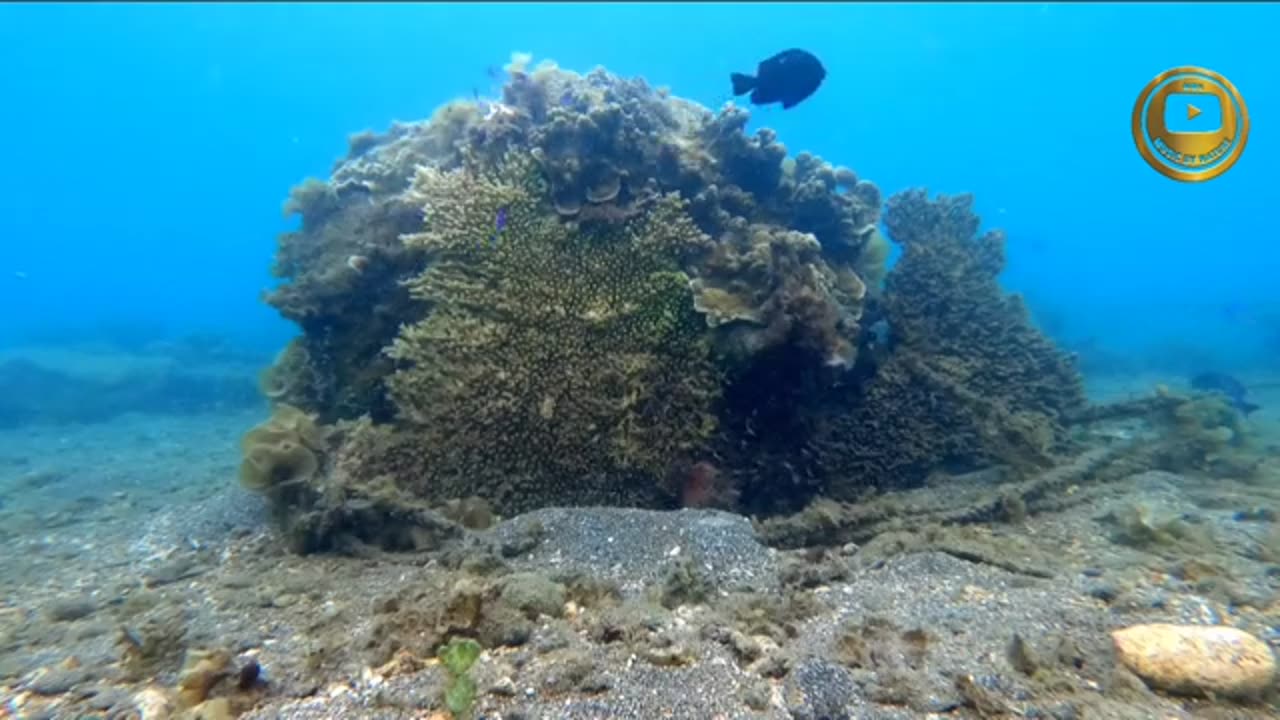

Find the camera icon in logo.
xmin=1132 ymin=67 xmax=1249 ymax=182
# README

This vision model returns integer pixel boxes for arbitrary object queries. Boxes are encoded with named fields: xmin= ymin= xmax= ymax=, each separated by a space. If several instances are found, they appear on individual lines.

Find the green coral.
xmin=439 ymin=636 xmax=481 ymax=718
xmin=384 ymin=152 xmax=720 ymax=512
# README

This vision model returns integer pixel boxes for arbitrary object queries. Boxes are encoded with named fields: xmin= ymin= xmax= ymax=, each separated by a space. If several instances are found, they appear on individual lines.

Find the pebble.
xmin=28 ymin=666 xmax=90 ymax=695
xmin=1085 ymin=583 xmax=1118 ymax=603
xmin=144 ymin=556 xmax=203 ymax=587
xmin=133 ymin=685 xmax=177 ymax=719
xmin=1111 ymin=623 xmax=1276 ymax=698
xmin=44 ymin=596 xmax=97 ymax=622
xmin=87 ymin=686 xmax=135 ymax=710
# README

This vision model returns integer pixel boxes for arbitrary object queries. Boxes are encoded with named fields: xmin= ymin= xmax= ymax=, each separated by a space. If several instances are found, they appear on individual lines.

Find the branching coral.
xmin=382 ymin=152 xmax=721 ymax=512
xmin=818 ymin=190 xmax=1086 ymax=494
xmin=880 ymin=190 xmax=1083 ymax=416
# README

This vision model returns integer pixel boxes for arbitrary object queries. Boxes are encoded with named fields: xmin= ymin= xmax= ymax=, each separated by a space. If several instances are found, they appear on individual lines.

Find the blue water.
xmin=0 ymin=2 xmax=1275 ymax=369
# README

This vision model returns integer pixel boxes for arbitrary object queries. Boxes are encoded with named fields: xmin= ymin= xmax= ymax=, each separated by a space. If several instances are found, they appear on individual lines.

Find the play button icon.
xmin=1164 ymin=93 xmax=1221 ymax=132
xmin=1133 ymin=65 xmax=1250 ymax=182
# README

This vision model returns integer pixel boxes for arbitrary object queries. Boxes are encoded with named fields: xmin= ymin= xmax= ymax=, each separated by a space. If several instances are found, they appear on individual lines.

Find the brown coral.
xmin=818 ymin=190 xmax=1086 ymax=495
xmin=690 ymin=222 xmax=865 ymax=369
xmin=249 ymin=55 xmax=1097 ymax=542
xmin=238 ymin=404 xmax=325 ymax=493
xmin=263 ymin=56 xmax=884 ymax=428
xmin=379 ymin=152 xmax=720 ymax=513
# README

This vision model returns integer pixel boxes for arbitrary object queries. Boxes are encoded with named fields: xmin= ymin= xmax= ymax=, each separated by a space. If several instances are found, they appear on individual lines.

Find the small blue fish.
xmin=486 ymin=207 xmax=508 ymax=247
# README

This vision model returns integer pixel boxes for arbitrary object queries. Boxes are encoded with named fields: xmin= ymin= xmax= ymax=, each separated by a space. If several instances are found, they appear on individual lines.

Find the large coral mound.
xmin=247 ymin=55 xmax=1086 ymax=549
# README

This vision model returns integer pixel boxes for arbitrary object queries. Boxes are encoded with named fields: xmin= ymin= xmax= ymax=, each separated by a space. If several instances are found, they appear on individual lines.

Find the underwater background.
xmin=0 ymin=2 xmax=1275 ymax=369
xmin=3 ymin=4 xmax=1280 ymax=720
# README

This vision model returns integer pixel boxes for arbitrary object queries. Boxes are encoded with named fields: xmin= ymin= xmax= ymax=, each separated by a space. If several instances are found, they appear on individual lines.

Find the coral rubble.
xmin=248 ymin=55 xmax=1087 ymax=549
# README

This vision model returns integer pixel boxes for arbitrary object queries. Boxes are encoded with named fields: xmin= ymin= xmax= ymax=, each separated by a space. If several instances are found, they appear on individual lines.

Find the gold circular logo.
xmin=1132 ymin=66 xmax=1249 ymax=182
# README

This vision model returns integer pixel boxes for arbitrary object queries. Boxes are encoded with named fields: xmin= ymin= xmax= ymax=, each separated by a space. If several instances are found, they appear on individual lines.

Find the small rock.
xmin=87 ymin=686 xmax=134 ymax=710
xmin=44 ymin=596 xmax=97 ymax=622
xmin=757 ymin=651 xmax=792 ymax=678
xmin=144 ymin=556 xmax=204 ymax=587
xmin=178 ymin=648 xmax=233 ymax=706
xmin=28 ymin=666 xmax=89 ymax=695
xmin=71 ymin=620 xmax=112 ymax=640
xmin=186 ymin=697 xmax=233 ymax=720
xmin=489 ymin=676 xmax=517 ymax=696
xmin=1086 ymin=583 xmax=1119 ymax=603
xmin=579 ymin=671 xmax=611 ymax=693
xmin=642 ymin=644 xmax=695 ymax=667
xmin=1111 ymin=623 xmax=1276 ymax=698
xmin=727 ymin=630 xmax=762 ymax=662
xmin=219 ymin=573 xmax=254 ymax=590
xmin=133 ymin=685 xmax=176 ymax=719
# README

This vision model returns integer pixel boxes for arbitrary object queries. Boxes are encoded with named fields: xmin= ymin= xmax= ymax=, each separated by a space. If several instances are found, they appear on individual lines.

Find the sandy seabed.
xmin=0 ymin=374 xmax=1278 ymax=720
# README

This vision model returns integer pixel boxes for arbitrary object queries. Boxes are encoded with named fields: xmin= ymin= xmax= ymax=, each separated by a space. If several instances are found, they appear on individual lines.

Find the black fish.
xmin=1189 ymin=371 xmax=1261 ymax=415
xmin=730 ymin=48 xmax=826 ymax=109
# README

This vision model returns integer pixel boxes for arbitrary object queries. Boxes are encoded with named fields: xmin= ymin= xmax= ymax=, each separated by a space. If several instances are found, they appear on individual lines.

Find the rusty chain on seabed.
xmin=754 ymin=393 xmax=1197 ymax=551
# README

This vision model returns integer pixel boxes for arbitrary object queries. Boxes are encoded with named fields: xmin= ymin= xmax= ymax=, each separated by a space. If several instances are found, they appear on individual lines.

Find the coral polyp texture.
xmin=817 ymin=191 xmax=1087 ymax=496
xmin=383 ymin=152 xmax=720 ymax=512
xmin=248 ymin=55 xmax=1085 ymax=550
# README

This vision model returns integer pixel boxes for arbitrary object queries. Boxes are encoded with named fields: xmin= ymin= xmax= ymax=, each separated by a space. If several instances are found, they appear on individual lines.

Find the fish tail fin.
xmin=730 ymin=72 xmax=755 ymax=96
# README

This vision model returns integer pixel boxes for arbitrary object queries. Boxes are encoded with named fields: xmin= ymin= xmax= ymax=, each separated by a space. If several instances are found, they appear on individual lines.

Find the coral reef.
xmin=379 ymin=151 xmax=721 ymax=513
xmin=816 ymin=190 xmax=1087 ymax=495
xmin=250 ymin=55 xmax=1093 ymax=548
xmin=1146 ymin=388 xmax=1265 ymax=478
